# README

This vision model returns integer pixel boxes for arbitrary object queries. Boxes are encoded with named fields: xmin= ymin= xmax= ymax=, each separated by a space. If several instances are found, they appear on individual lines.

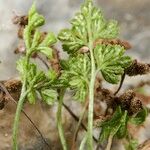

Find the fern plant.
xmin=13 ymin=3 xmax=58 ymax=150
xmin=58 ymin=0 xmax=131 ymax=149
xmin=99 ymin=106 xmax=147 ymax=150
xmin=12 ymin=0 xmax=149 ymax=150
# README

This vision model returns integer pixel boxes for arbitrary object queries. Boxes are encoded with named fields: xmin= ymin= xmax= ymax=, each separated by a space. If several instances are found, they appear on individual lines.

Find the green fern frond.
xmin=60 ymin=54 xmax=90 ymax=102
xmin=58 ymin=1 xmax=119 ymax=54
xmin=16 ymin=3 xmax=58 ymax=104
xmin=94 ymin=44 xmax=132 ymax=84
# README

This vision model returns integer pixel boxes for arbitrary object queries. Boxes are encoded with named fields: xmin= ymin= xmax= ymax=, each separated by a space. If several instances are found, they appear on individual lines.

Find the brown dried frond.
xmin=4 ymin=79 xmax=21 ymax=93
xmin=96 ymin=88 xmax=143 ymax=115
xmin=117 ymin=90 xmax=143 ymax=115
xmin=79 ymin=39 xmax=132 ymax=54
xmin=125 ymin=59 xmax=150 ymax=76
xmin=96 ymin=88 xmax=116 ymax=109
xmin=118 ymin=90 xmax=135 ymax=110
xmin=12 ymin=15 xmax=28 ymax=39
xmin=14 ymin=41 xmax=26 ymax=54
xmin=18 ymin=26 xmax=25 ymax=39
xmin=48 ymin=47 xmax=61 ymax=76
xmin=94 ymin=38 xmax=132 ymax=50
xmin=12 ymin=15 xmax=28 ymax=26
xmin=129 ymin=97 xmax=142 ymax=115
xmin=0 ymin=80 xmax=22 ymax=107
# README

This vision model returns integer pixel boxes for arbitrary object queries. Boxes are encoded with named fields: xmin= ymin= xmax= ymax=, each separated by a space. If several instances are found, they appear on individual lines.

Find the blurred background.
xmin=0 ymin=0 xmax=150 ymax=80
xmin=0 ymin=0 xmax=150 ymax=150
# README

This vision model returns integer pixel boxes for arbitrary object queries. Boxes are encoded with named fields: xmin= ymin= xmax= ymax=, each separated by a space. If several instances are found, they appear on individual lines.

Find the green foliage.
xmin=13 ymin=1 xmax=148 ymax=149
xmin=58 ymin=0 xmax=132 ymax=86
xmin=28 ymin=3 xmax=45 ymax=28
xmin=26 ymin=64 xmax=45 ymax=104
xmin=94 ymin=44 xmax=132 ymax=84
xmin=24 ymin=3 xmax=57 ymax=56
xmin=17 ymin=3 xmax=57 ymax=105
xmin=16 ymin=57 xmax=27 ymax=80
xmin=60 ymin=54 xmax=90 ymax=102
xmin=13 ymin=4 xmax=59 ymax=149
xmin=47 ymin=69 xmax=58 ymax=81
xmin=40 ymin=89 xmax=58 ymax=105
xmin=16 ymin=58 xmax=59 ymax=104
xmin=129 ymin=107 xmax=148 ymax=125
xmin=40 ymin=32 xmax=57 ymax=46
xmin=99 ymin=107 xmax=128 ymax=142
xmin=36 ymin=46 xmax=53 ymax=59
xmin=58 ymin=1 xmax=132 ymax=148
xmin=58 ymin=1 xmax=119 ymax=54
xmin=125 ymin=138 xmax=138 ymax=150
xmin=100 ymin=106 xmax=148 ymax=147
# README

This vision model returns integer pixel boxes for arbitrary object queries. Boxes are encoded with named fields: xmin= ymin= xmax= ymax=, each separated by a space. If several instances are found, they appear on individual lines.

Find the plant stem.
xmin=63 ymin=103 xmax=98 ymax=143
xmin=79 ymin=133 xmax=88 ymax=150
xmin=114 ymin=73 xmax=126 ymax=96
xmin=71 ymin=101 xmax=88 ymax=150
xmin=73 ymin=100 xmax=88 ymax=140
xmin=87 ymin=49 xmax=96 ymax=150
xmin=0 ymin=82 xmax=50 ymax=148
xmin=12 ymin=82 xmax=28 ymax=150
xmin=13 ymin=55 xmax=30 ymax=150
xmin=57 ymin=89 xmax=67 ymax=150
xmin=87 ymin=3 xmax=96 ymax=149
xmin=105 ymin=135 xmax=113 ymax=150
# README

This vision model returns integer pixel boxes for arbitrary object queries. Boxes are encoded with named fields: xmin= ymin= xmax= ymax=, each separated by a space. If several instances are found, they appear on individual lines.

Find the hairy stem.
xmin=12 ymin=82 xmax=28 ymax=150
xmin=63 ymin=103 xmax=98 ymax=143
xmin=13 ymin=55 xmax=30 ymax=150
xmin=88 ymin=49 xmax=96 ymax=150
xmin=87 ymin=4 xmax=96 ymax=149
xmin=57 ymin=89 xmax=67 ymax=150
